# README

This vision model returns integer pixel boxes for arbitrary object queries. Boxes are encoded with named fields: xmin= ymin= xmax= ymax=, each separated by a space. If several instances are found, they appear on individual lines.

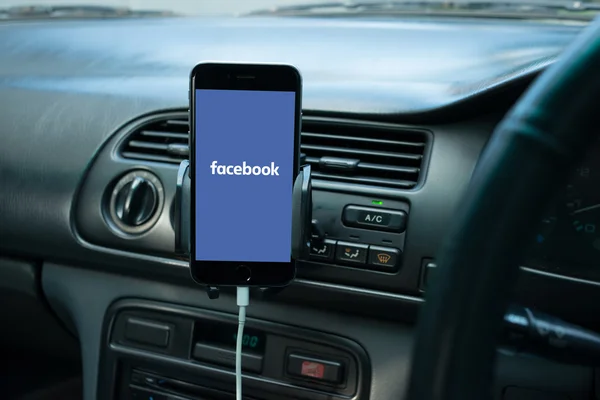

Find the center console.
xmin=99 ymin=300 xmax=370 ymax=400
xmin=94 ymin=114 xmax=380 ymax=400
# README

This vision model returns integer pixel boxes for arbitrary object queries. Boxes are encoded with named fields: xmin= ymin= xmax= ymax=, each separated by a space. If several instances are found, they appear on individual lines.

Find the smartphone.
xmin=189 ymin=62 xmax=302 ymax=287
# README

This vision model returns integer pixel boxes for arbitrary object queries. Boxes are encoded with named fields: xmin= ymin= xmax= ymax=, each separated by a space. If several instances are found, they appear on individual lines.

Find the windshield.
xmin=2 ymin=0 xmax=599 ymax=19
xmin=2 ymin=0 xmax=303 ymax=15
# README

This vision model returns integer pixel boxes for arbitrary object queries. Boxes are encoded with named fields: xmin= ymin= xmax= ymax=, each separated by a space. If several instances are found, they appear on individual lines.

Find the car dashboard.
xmin=0 ymin=14 xmax=599 ymax=400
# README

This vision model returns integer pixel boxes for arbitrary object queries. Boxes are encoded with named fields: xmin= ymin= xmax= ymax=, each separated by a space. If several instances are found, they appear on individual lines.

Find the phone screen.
xmin=194 ymin=89 xmax=296 ymax=263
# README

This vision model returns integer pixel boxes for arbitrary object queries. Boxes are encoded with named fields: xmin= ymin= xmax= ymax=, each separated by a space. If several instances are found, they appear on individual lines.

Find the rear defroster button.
xmin=368 ymin=245 xmax=401 ymax=271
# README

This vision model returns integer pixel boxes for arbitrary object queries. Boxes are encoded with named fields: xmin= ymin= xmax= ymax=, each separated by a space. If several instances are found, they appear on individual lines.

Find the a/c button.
xmin=342 ymin=205 xmax=407 ymax=233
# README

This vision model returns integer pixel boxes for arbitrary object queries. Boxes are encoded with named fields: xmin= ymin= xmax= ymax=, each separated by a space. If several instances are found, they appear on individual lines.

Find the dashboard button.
xmin=310 ymin=239 xmax=336 ymax=260
xmin=342 ymin=205 xmax=407 ymax=232
xmin=287 ymin=353 xmax=344 ymax=384
xmin=420 ymin=260 xmax=438 ymax=290
xmin=368 ymin=246 xmax=401 ymax=271
xmin=335 ymin=242 xmax=368 ymax=265
xmin=124 ymin=317 xmax=170 ymax=348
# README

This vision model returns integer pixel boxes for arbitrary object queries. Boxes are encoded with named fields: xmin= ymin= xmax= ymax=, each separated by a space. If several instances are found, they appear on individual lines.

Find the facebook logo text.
xmin=209 ymin=161 xmax=280 ymax=176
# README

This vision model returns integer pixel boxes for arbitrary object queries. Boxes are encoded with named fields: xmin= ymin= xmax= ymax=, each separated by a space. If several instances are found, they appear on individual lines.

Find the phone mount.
xmin=174 ymin=159 xmax=320 ymax=300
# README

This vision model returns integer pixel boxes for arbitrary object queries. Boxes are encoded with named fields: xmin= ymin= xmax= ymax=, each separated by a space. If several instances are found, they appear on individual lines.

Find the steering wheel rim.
xmin=405 ymin=17 xmax=600 ymax=400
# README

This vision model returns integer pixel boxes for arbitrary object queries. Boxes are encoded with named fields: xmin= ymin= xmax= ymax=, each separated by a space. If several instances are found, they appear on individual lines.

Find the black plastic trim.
xmin=73 ymin=110 xmax=451 ymax=297
xmin=99 ymin=299 xmax=371 ymax=400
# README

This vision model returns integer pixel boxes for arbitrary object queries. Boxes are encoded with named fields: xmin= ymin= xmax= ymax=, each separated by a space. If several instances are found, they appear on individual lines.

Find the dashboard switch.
xmin=368 ymin=246 xmax=400 ymax=271
xmin=420 ymin=260 xmax=438 ymax=290
xmin=335 ymin=242 xmax=368 ymax=265
xmin=342 ymin=205 xmax=407 ymax=232
xmin=287 ymin=353 xmax=344 ymax=384
xmin=124 ymin=317 xmax=170 ymax=348
xmin=310 ymin=239 xmax=336 ymax=260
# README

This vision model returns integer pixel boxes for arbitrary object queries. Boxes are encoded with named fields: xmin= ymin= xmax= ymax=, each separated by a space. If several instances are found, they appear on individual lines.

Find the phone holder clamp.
xmin=174 ymin=160 xmax=318 ymax=300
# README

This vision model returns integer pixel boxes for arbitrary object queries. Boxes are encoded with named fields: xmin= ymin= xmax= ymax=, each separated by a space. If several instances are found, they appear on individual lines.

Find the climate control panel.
xmin=309 ymin=190 xmax=409 ymax=274
xmin=310 ymin=239 xmax=400 ymax=272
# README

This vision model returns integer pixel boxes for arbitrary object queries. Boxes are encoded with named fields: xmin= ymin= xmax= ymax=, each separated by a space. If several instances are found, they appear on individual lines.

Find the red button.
xmin=287 ymin=353 xmax=344 ymax=384
xmin=301 ymin=361 xmax=325 ymax=378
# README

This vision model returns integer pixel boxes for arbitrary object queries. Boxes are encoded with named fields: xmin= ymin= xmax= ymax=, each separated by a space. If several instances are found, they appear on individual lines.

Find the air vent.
xmin=120 ymin=118 xmax=189 ymax=164
xmin=120 ymin=115 xmax=429 ymax=189
xmin=301 ymin=121 xmax=428 ymax=189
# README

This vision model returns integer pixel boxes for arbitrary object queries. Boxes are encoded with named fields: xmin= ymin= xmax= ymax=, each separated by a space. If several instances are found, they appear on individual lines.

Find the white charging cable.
xmin=236 ymin=286 xmax=250 ymax=400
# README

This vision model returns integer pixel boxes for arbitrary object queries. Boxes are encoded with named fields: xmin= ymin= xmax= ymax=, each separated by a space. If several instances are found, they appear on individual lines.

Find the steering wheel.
xmin=405 ymin=17 xmax=600 ymax=400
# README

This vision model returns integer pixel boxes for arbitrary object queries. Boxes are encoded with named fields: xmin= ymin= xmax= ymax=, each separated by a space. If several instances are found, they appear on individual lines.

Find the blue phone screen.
xmin=194 ymin=89 xmax=296 ymax=263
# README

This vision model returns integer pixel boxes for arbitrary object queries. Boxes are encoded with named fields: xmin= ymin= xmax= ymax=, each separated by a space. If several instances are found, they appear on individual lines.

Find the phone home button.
xmin=236 ymin=265 xmax=252 ymax=283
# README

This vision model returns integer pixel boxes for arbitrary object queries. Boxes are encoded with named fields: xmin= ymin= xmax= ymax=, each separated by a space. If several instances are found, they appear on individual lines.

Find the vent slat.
xmin=301 ymin=144 xmax=422 ymax=161
xmin=140 ymin=130 xmax=188 ymax=140
xmin=128 ymin=140 xmax=170 ymax=150
xmin=119 ymin=116 xmax=428 ymax=188
xmin=302 ymin=132 xmax=425 ymax=148
xmin=358 ymin=163 xmax=420 ymax=174
xmin=165 ymin=119 xmax=189 ymax=128
xmin=305 ymin=159 xmax=419 ymax=175
xmin=311 ymin=172 xmax=417 ymax=188
xmin=121 ymin=151 xmax=183 ymax=163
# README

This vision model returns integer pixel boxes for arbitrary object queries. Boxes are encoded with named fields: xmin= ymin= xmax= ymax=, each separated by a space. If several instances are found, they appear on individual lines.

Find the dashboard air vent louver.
xmin=120 ymin=118 xmax=189 ymax=164
xmin=301 ymin=121 xmax=428 ymax=189
xmin=120 ymin=115 xmax=429 ymax=189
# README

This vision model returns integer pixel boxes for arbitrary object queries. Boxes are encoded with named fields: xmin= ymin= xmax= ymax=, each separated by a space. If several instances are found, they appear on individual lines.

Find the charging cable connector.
xmin=236 ymin=286 xmax=250 ymax=400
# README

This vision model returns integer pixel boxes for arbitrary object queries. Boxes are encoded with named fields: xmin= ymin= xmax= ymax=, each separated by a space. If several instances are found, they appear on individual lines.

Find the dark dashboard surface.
xmin=2 ymin=14 xmax=599 ymax=316
xmin=0 ymin=15 xmax=583 ymax=266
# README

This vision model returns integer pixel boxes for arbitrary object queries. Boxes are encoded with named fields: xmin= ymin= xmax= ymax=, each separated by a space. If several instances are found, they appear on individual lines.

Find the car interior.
xmin=3 ymin=1 xmax=600 ymax=400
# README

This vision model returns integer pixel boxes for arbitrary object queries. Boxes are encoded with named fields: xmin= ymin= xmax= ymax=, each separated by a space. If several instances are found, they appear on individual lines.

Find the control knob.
xmin=108 ymin=170 xmax=164 ymax=234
